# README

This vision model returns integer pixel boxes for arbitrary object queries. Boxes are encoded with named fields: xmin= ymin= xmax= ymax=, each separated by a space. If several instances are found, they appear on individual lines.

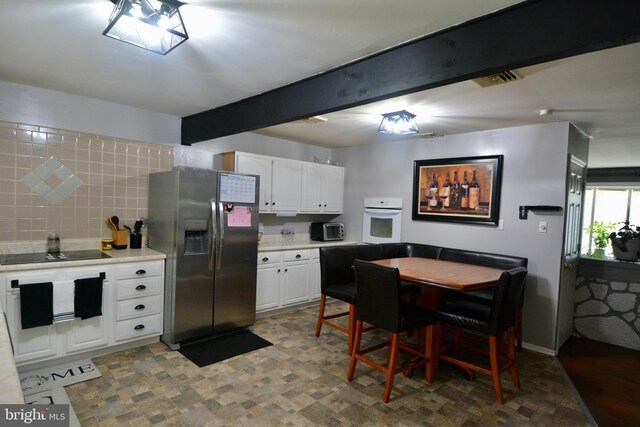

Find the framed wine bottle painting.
xmin=412 ymin=155 xmax=503 ymax=225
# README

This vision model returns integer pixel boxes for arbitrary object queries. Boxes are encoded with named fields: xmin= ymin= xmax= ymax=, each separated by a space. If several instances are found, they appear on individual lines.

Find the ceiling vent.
xmin=472 ymin=70 xmax=522 ymax=88
xmin=294 ymin=116 xmax=328 ymax=124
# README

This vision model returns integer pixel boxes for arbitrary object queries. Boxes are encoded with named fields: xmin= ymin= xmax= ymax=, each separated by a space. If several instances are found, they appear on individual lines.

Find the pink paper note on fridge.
xmin=227 ymin=206 xmax=252 ymax=227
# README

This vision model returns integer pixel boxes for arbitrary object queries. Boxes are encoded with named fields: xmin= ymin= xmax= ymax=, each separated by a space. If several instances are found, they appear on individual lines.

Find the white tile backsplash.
xmin=0 ymin=121 xmax=174 ymax=242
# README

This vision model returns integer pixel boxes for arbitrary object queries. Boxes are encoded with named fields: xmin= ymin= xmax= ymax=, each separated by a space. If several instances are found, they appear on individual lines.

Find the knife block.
xmin=112 ymin=230 xmax=128 ymax=249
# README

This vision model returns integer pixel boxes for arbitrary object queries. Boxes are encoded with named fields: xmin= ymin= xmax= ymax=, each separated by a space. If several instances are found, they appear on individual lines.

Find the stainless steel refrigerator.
xmin=148 ymin=166 xmax=259 ymax=349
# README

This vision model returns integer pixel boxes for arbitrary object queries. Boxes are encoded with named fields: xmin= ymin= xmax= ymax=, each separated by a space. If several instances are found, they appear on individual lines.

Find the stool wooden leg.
xmin=315 ymin=294 xmax=326 ymax=337
xmin=383 ymin=333 xmax=400 ymax=403
xmin=507 ymin=328 xmax=520 ymax=388
xmin=516 ymin=307 xmax=523 ymax=352
xmin=489 ymin=335 xmax=504 ymax=404
xmin=347 ymin=320 xmax=364 ymax=381
xmin=348 ymin=304 xmax=356 ymax=354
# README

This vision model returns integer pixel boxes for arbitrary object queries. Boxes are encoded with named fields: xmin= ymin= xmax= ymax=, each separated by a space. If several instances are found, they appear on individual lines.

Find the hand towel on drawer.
xmin=19 ymin=282 xmax=53 ymax=329
xmin=74 ymin=277 xmax=103 ymax=320
xmin=53 ymin=280 xmax=75 ymax=323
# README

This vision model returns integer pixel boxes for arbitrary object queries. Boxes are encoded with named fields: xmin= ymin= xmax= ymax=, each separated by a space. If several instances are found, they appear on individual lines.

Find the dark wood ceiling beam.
xmin=181 ymin=0 xmax=640 ymax=145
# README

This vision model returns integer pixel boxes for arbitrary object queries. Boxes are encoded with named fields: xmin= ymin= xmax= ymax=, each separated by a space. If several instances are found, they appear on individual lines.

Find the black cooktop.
xmin=0 ymin=250 xmax=111 ymax=265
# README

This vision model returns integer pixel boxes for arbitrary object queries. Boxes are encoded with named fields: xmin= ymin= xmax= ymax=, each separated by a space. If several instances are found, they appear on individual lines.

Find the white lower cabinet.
xmin=63 ymin=265 xmax=112 ymax=354
xmin=113 ymin=261 xmax=164 ymax=343
xmin=4 ymin=269 xmax=63 ymax=363
xmin=0 ymin=259 xmax=164 ymax=366
xmin=256 ymin=252 xmax=281 ymax=312
xmin=6 ymin=292 xmax=59 ymax=363
xmin=310 ymin=249 xmax=321 ymax=299
xmin=256 ymin=248 xmax=321 ymax=314
xmin=281 ymin=250 xmax=311 ymax=306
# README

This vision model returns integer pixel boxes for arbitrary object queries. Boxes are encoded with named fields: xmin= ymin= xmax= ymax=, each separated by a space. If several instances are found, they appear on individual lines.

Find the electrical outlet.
xmin=538 ymin=221 xmax=548 ymax=233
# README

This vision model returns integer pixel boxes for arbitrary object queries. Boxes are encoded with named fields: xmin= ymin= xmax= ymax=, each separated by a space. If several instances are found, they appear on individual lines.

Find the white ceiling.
xmin=1 ymin=1 xmax=638 ymax=167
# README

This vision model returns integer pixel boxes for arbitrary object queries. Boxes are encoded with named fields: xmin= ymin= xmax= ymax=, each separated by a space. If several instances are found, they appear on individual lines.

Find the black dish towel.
xmin=74 ymin=277 xmax=103 ymax=320
xmin=20 ymin=282 xmax=53 ymax=329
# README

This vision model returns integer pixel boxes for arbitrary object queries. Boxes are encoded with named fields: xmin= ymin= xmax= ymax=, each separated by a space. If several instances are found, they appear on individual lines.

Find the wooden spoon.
xmin=110 ymin=216 xmax=120 ymax=230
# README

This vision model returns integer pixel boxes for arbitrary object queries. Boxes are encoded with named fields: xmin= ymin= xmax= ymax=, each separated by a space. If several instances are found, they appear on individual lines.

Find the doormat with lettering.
xmin=19 ymin=358 xmax=101 ymax=396
xmin=24 ymin=387 xmax=81 ymax=427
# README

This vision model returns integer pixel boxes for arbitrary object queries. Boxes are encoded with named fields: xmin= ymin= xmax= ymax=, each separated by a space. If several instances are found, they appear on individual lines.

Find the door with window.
xmin=557 ymin=155 xmax=586 ymax=349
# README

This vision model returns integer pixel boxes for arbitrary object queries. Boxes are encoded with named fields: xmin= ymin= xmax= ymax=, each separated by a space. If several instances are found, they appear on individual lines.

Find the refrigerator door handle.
xmin=209 ymin=200 xmax=217 ymax=271
xmin=217 ymin=201 xmax=225 ymax=271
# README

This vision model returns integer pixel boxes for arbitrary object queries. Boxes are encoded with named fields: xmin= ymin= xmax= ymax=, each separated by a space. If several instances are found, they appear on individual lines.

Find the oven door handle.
xmin=364 ymin=208 xmax=401 ymax=215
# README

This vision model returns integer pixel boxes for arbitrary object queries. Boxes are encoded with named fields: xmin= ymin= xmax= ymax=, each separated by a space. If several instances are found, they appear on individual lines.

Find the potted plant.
xmin=609 ymin=220 xmax=640 ymax=261
xmin=585 ymin=221 xmax=615 ymax=257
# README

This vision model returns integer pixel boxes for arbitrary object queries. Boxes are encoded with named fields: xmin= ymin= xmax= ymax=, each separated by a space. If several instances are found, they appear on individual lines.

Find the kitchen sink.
xmin=0 ymin=250 xmax=111 ymax=265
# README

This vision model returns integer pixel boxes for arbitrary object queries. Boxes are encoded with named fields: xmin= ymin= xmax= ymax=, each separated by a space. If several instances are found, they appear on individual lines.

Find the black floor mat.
xmin=178 ymin=329 xmax=273 ymax=367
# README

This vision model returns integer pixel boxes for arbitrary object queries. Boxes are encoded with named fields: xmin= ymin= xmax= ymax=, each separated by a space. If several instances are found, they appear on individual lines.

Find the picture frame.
xmin=412 ymin=155 xmax=503 ymax=225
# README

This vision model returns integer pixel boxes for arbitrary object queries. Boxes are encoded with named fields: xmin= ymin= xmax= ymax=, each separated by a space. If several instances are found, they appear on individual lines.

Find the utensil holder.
xmin=112 ymin=230 xmax=128 ymax=249
xmin=130 ymin=233 xmax=142 ymax=249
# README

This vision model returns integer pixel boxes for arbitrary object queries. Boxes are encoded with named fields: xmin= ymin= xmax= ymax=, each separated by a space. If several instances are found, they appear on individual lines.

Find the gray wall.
xmin=333 ymin=122 xmax=572 ymax=352
xmin=0 ymin=80 xmax=181 ymax=145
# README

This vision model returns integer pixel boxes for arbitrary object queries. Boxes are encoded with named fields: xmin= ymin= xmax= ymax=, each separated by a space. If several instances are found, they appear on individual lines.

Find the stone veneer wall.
xmin=0 ymin=121 xmax=174 ymax=242
xmin=575 ymin=259 xmax=640 ymax=351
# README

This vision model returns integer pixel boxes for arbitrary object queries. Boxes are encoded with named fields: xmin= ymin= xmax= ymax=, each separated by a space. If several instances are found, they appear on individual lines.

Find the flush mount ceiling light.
xmin=103 ymin=0 xmax=188 ymax=55
xmin=378 ymin=110 xmax=419 ymax=135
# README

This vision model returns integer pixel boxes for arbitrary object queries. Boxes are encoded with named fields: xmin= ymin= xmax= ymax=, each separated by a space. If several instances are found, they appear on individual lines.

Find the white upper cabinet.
xmin=321 ymin=164 xmax=344 ymax=213
xmin=218 ymin=151 xmax=344 ymax=215
xmin=235 ymin=153 xmax=301 ymax=213
xmin=236 ymin=153 xmax=273 ymax=212
xmin=270 ymin=158 xmax=302 ymax=212
xmin=300 ymin=163 xmax=344 ymax=213
xmin=300 ymin=163 xmax=323 ymax=212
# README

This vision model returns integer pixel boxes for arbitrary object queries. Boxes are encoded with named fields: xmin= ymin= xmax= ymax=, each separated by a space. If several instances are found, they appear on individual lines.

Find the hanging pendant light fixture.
xmin=103 ymin=0 xmax=188 ymax=55
xmin=378 ymin=110 xmax=419 ymax=135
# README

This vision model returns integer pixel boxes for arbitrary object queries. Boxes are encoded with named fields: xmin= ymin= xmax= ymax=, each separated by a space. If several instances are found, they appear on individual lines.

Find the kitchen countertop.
xmin=258 ymin=240 xmax=358 ymax=252
xmin=0 ymin=247 xmax=166 ymax=272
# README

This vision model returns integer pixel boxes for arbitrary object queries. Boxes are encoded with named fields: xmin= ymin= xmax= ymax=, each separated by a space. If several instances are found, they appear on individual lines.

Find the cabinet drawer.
xmin=115 ymin=314 xmax=161 ymax=342
xmin=114 ymin=262 xmax=163 ymax=280
xmin=283 ymin=249 xmax=310 ymax=262
xmin=258 ymin=251 xmax=282 ymax=265
xmin=116 ymin=276 xmax=163 ymax=300
xmin=116 ymin=295 xmax=162 ymax=321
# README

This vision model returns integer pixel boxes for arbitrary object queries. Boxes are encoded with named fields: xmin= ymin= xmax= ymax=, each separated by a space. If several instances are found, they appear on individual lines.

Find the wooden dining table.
xmin=371 ymin=257 xmax=506 ymax=381
xmin=372 ymin=257 xmax=504 ymax=290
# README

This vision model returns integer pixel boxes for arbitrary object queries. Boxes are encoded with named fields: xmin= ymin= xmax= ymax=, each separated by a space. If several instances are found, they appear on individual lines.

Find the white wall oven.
xmin=362 ymin=197 xmax=403 ymax=244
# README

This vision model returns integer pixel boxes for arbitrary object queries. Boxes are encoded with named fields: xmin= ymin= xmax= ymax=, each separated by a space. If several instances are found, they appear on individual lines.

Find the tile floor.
xmin=66 ymin=303 xmax=590 ymax=426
